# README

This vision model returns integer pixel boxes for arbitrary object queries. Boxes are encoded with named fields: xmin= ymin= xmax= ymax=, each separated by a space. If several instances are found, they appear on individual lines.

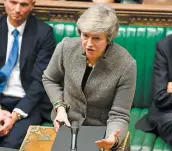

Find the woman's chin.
xmin=86 ymin=51 xmax=95 ymax=58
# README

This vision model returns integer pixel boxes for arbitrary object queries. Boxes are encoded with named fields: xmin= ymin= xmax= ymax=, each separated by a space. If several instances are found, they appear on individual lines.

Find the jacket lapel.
xmin=76 ymin=54 xmax=86 ymax=89
xmin=83 ymin=45 xmax=113 ymax=95
xmin=20 ymin=15 xmax=36 ymax=71
xmin=72 ymin=46 xmax=87 ymax=100
xmin=0 ymin=16 xmax=8 ymax=68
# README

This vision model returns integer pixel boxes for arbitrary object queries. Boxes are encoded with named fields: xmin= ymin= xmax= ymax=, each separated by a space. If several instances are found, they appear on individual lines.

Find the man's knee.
xmin=0 ymin=128 xmax=25 ymax=149
xmin=157 ymin=119 xmax=172 ymax=146
xmin=0 ymin=139 xmax=22 ymax=149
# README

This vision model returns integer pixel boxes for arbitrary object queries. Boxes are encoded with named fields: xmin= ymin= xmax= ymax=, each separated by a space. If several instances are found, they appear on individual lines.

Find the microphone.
xmin=71 ymin=121 xmax=79 ymax=151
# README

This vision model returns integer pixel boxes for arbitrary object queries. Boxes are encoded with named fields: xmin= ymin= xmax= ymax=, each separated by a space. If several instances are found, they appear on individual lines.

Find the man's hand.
xmin=0 ymin=109 xmax=11 ymax=122
xmin=95 ymin=129 xmax=120 ymax=150
xmin=0 ymin=117 xmax=15 ymax=136
xmin=53 ymin=106 xmax=71 ymax=132
xmin=0 ymin=111 xmax=19 ymax=136
xmin=167 ymin=82 xmax=172 ymax=93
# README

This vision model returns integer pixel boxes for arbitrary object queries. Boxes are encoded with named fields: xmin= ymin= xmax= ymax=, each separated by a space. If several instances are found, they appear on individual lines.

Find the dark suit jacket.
xmin=136 ymin=34 xmax=172 ymax=133
xmin=0 ymin=14 xmax=56 ymax=121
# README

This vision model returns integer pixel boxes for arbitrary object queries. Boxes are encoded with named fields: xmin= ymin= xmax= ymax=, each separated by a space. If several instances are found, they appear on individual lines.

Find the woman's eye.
xmin=82 ymin=34 xmax=88 ymax=39
xmin=93 ymin=37 xmax=100 ymax=40
xmin=83 ymin=34 xmax=88 ymax=37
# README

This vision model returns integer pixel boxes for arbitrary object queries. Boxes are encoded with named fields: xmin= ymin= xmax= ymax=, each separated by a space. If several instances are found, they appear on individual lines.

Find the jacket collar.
xmin=0 ymin=15 xmax=8 ymax=68
xmin=20 ymin=14 xmax=36 ymax=70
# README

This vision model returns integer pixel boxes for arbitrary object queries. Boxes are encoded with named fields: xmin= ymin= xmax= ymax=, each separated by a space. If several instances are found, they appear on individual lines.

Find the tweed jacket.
xmin=43 ymin=37 xmax=136 ymax=144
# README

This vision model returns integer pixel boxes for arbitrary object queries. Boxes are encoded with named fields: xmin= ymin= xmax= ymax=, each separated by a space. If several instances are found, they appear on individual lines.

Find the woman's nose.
xmin=87 ymin=38 xmax=93 ymax=46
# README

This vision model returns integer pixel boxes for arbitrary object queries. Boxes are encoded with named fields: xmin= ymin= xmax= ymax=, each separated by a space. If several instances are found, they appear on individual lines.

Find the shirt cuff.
xmin=13 ymin=108 xmax=28 ymax=118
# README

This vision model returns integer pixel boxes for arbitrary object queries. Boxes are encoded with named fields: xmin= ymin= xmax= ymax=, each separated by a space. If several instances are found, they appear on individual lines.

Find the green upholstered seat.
xmin=45 ymin=21 xmax=79 ymax=43
xmin=114 ymin=26 xmax=165 ymax=108
xmin=114 ymin=26 xmax=168 ymax=151
xmin=44 ymin=21 xmax=171 ymax=150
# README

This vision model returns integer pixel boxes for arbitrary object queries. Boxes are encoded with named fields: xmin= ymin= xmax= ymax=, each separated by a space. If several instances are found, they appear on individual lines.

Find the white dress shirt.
xmin=2 ymin=17 xmax=28 ymax=117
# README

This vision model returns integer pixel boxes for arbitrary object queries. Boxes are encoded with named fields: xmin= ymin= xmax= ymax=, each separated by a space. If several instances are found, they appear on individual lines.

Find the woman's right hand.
xmin=53 ymin=106 xmax=71 ymax=132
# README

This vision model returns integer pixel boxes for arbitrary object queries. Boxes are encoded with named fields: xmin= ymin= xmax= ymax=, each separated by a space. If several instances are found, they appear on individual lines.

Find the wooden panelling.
xmin=143 ymin=0 xmax=172 ymax=5
xmin=1 ymin=1 xmax=172 ymax=26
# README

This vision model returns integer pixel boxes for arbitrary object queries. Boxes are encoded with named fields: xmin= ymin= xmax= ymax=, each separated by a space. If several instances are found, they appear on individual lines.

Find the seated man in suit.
xmin=136 ymin=34 xmax=172 ymax=147
xmin=0 ymin=0 xmax=56 ymax=149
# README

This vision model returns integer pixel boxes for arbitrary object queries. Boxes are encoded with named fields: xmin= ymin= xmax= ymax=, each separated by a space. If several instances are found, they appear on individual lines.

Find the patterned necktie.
xmin=0 ymin=29 xmax=19 ymax=92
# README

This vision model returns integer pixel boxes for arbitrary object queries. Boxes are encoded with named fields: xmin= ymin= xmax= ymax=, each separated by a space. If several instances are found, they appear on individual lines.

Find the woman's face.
xmin=81 ymin=32 xmax=107 ymax=61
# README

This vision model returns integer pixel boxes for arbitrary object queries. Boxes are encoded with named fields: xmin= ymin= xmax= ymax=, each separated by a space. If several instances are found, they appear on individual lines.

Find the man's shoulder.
xmin=0 ymin=15 xmax=7 ymax=24
xmin=156 ymin=34 xmax=172 ymax=55
xmin=158 ymin=34 xmax=172 ymax=48
xmin=28 ymin=15 xmax=52 ymax=31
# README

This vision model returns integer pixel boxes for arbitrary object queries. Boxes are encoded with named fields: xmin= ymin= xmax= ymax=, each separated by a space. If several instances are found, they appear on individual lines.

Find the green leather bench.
xmin=44 ymin=21 xmax=172 ymax=151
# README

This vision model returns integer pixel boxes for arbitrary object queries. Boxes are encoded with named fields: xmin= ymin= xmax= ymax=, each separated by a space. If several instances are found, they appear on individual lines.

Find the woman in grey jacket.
xmin=43 ymin=4 xmax=136 ymax=150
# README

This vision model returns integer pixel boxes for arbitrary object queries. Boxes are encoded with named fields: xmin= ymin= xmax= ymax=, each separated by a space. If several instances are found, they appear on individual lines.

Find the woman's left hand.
xmin=95 ymin=129 xmax=120 ymax=150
